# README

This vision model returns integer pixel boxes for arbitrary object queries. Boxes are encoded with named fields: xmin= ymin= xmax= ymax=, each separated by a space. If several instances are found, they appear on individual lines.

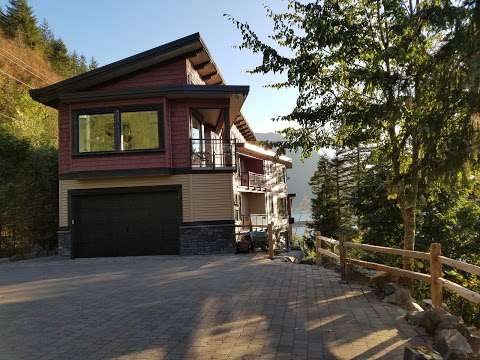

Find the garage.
xmin=71 ymin=186 xmax=181 ymax=258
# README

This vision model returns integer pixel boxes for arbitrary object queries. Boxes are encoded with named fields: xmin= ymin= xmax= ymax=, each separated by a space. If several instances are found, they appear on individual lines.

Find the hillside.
xmin=0 ymin=0 xmax=96 ymax=257
xmin=255 ymin=132 xmax=319 ymax=218
xmin=0 ymin=34 xmax=61 ymax=146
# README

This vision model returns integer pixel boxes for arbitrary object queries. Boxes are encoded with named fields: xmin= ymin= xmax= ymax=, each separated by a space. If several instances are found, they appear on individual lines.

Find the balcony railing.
xmin=240 ymin=171 xmax=266 ymax=188
xmin=240 ymin=214 xmax=268 ymax=229
xmin=191 ymin=139 xmax=236 ymax=169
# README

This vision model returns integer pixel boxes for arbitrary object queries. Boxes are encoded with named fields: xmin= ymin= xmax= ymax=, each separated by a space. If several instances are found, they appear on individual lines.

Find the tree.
xmin=351 ymin=163 xmax=403 ymax=248
xmin=39 ymin=18 xmax=53 ymax=41
xmin=47 ymin=37 xmax=69 ymax=75
xmin=228 ymin=1 xmax=480 ymax=269
xmin=88 ymin=57 xmax=99 ymax=71
xmin=309 ymin=147 xmax=368 ymax=237
xmin=2 ymin=0 xmax=41 ymax=48
xmin=309 ymin=155 xmax=340 ymax=237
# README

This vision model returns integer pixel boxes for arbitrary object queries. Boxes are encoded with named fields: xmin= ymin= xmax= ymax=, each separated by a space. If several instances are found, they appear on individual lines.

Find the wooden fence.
xmin=314 ymin=232 xmax=480 ymax=309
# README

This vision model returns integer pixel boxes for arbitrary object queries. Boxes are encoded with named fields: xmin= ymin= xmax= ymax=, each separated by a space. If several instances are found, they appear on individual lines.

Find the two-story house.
xmin=30 ymin=33 xmax=293 ymax=258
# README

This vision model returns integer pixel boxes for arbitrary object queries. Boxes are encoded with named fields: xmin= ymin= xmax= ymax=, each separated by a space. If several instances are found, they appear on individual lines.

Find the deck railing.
xmin=240 ymin=171 xmax=266 ymax=188
xmin=314 ymin=233 xmax=480 ymax=308
xmin=191 ymin=139 xmax=236 ymax=169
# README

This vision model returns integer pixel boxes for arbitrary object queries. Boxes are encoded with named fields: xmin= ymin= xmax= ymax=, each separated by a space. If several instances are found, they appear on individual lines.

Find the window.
xmin=78 ymin=113 xmax=115 ymax=152
xmin=75 ymin=105 xmax=163 ymax=154
xmin=191 ymin=114 xmax=203 ymax=152
xmin=121 ymin=111 xmax=159 ymax=150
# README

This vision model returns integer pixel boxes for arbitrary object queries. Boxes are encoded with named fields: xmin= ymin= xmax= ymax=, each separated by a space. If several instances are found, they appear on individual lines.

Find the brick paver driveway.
xmin=0 ymin=255 xmax=428 ymax=360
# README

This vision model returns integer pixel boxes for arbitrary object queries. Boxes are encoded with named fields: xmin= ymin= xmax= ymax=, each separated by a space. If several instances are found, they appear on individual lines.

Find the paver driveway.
xmin=0 ymin=255 xmax=428 ymax=360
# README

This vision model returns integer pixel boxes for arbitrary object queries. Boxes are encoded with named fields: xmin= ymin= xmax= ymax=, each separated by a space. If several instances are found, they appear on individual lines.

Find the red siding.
xmin=57 ymin=54 xmax=235 ymax=175
xmin=58 ymin=97 xmax=192 ymax=174
xmin=88 ymin=58 xmax=187 ymax=91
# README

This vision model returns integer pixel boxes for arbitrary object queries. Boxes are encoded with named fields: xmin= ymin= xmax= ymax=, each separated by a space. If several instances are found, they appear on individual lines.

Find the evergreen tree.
xmin=88 ymin=57 xmax=98 ymax=71
xmin=309 ymin=155 xmax=340 ymax=237
xmin=39 ymin=18 xmax=53 ymax=43
xmin=309 ymin=147 xmax=369 ymax=237
xmin=2 ymin=0 xmax=41 ymax=48
xmin=0 ymin=8 xmax=7 ymax=31
xmin=78 ymin=54 xmax=88 ymax=73
xmin=47 ymin=37 xmax=69 ymax=75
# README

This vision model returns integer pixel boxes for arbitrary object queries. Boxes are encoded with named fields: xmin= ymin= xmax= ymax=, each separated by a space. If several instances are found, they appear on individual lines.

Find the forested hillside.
xmin=0 ymin=0 xmax=95 ymax=257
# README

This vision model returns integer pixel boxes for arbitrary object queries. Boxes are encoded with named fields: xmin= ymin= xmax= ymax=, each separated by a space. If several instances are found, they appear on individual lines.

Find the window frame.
xmin=72 ymin=104 xmax=165 ymax=157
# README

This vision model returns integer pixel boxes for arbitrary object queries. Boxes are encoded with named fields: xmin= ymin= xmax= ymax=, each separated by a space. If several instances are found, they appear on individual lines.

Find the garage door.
xmin=72 ymin=188 xmax=181 ymax=257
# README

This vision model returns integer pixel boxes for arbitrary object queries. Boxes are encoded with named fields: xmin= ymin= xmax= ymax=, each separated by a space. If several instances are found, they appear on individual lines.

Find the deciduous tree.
xmin=228 ymin=1 xmax=480 ymax=269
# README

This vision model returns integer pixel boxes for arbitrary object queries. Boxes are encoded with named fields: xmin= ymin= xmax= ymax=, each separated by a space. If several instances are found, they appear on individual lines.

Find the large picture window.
xmin=75 ymin=105 xmax=163 ymax=154
xmin=78 ymin=113 xmax=115 ymax=152
xmin=121 ymin=110 xmax=159 ymax=151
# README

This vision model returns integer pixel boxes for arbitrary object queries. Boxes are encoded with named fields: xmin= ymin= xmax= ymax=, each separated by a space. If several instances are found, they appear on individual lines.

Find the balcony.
xmin=240 ymin=171 xmax=266 ymax=189
xmin=240 ymin=214 xmax=268 ymax=230
xmin=191 ymin=139 xmax=236 ymax=169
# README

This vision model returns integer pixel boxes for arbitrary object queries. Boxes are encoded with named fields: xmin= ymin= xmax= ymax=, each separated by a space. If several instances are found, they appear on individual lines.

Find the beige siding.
xmin=59 ymin=173 xmax=234 ymax=227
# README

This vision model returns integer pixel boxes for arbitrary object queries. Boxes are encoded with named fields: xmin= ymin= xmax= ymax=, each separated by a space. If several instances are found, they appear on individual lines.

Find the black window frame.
xmin=72 ymin=104 xmax=165 ymax=157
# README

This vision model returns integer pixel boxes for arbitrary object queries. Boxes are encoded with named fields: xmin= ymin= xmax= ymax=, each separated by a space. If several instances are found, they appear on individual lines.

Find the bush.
xmin=0 ymin=127 xmax=58 ymax=257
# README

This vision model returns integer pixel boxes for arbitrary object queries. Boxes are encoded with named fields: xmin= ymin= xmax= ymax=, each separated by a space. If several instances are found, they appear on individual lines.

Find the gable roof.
xmin=30 ymin=32 xmax=256 ymax=141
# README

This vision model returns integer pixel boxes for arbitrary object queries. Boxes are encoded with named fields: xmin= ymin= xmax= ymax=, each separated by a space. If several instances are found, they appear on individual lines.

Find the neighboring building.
xmin=30 ymin=33 xmax=292 ymax=258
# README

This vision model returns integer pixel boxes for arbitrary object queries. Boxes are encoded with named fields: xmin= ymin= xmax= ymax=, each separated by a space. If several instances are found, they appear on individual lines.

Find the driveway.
xmin=0 ymin=255 xmax=428 ymax=360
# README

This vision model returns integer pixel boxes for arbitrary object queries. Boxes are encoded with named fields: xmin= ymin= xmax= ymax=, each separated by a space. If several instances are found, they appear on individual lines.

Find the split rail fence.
xmin=313 ymin=232 xmax=480 ymax=309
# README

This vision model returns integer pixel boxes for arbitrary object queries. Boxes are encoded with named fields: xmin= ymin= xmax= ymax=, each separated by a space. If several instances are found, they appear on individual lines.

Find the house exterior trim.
xmin=59 ymin=167 xmax=236 ymax=180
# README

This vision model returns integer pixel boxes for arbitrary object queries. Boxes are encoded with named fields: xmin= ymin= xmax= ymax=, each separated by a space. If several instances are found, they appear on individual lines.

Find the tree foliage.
xmin=0 ymin=127 xmax=58 ymax=257
xmin=0 ymin=0 xmax=94 ymax=257
xmin=0 ymin=1 xmax=97 ymax=76
xmin=309 ymin=147 xmax=369 ymax=237
xmin=228 ymin=1 xmax=480 ymax=269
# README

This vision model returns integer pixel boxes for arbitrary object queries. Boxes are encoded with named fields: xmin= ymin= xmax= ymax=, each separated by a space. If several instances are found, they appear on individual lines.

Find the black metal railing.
xmin=191 ymin=139 xmax=236 ymax=169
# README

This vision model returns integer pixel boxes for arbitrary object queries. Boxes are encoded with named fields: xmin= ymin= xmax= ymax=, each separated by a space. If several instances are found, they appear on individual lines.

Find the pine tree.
xmin=39 ymin=18 xmax=53 ymax=43
xmin=309 ymin=147 xmax=370 ymax=237
xmin=2 ymin=0 xmax=41 ymax=48
xmin=78 ymin=55 xmax=88 ymax=73
xmin=47 ymin=37 xmax=69 ymax=75
xmin=309 ymin=155 xmax=340 ymax=237
xmin=0 ymin=8 xmax=7 ymax=31
xmin=88 ymin=57 xmax=98 ymax=71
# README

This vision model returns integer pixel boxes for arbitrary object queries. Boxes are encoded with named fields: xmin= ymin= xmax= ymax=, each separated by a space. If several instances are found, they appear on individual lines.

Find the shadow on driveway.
xmin=0 ymin=255 xmax=429 ymax=359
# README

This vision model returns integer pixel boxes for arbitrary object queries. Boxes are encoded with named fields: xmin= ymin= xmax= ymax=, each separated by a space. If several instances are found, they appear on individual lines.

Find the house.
xmin=30 ymin=33 xmax=293 ymax=258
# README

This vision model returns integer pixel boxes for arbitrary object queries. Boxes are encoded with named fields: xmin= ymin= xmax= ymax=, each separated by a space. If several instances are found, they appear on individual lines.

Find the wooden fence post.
xmin=339 ymin=235 xmax=347 ymax=281
xmin=315 ymin=231 xmax=322 ymax=265
xmin=268 ymin=222 xmax=274 ymax=260
xmin=430 ymin=242 xmax=443 ymax=309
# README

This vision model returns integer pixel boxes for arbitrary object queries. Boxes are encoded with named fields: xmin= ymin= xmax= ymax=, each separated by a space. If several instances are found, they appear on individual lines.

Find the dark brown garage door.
xmin=72 ymin=187 xmax=181 ymax=257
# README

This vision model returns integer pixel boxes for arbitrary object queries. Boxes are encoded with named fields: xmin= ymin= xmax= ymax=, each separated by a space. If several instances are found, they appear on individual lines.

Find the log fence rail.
xmin=313 ymin=231 xmax=480 ymax=308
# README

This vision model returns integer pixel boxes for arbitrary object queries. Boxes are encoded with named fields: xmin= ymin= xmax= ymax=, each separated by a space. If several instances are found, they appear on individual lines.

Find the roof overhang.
xmin=237 ymin=142 xmax=292 ymax=168
xmin=57 ymin=85 xmax=249 ymax=103
xmin=29 ymin=32 xmax=257 ymax=142
xmin=30 ymin=33 xmax=225 ymax=107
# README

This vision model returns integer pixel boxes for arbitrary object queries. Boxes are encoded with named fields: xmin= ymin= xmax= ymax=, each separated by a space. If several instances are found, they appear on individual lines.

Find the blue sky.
xmin=7 ymin=0 xmax=298 ymax=133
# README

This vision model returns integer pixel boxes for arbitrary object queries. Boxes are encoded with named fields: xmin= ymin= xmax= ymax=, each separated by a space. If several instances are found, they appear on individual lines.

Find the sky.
xmin=7 ymin=0 xmax=299 ymax=133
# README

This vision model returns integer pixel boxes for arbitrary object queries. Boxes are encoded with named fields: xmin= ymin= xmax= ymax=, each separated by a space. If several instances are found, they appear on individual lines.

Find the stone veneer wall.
xmin=57 ymin=222 xmax=236 ymax=257
xmin=179 ymin=222 xmax=236 ymax=255
xmin=57 ymin=229 xmax=72 ymax=257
